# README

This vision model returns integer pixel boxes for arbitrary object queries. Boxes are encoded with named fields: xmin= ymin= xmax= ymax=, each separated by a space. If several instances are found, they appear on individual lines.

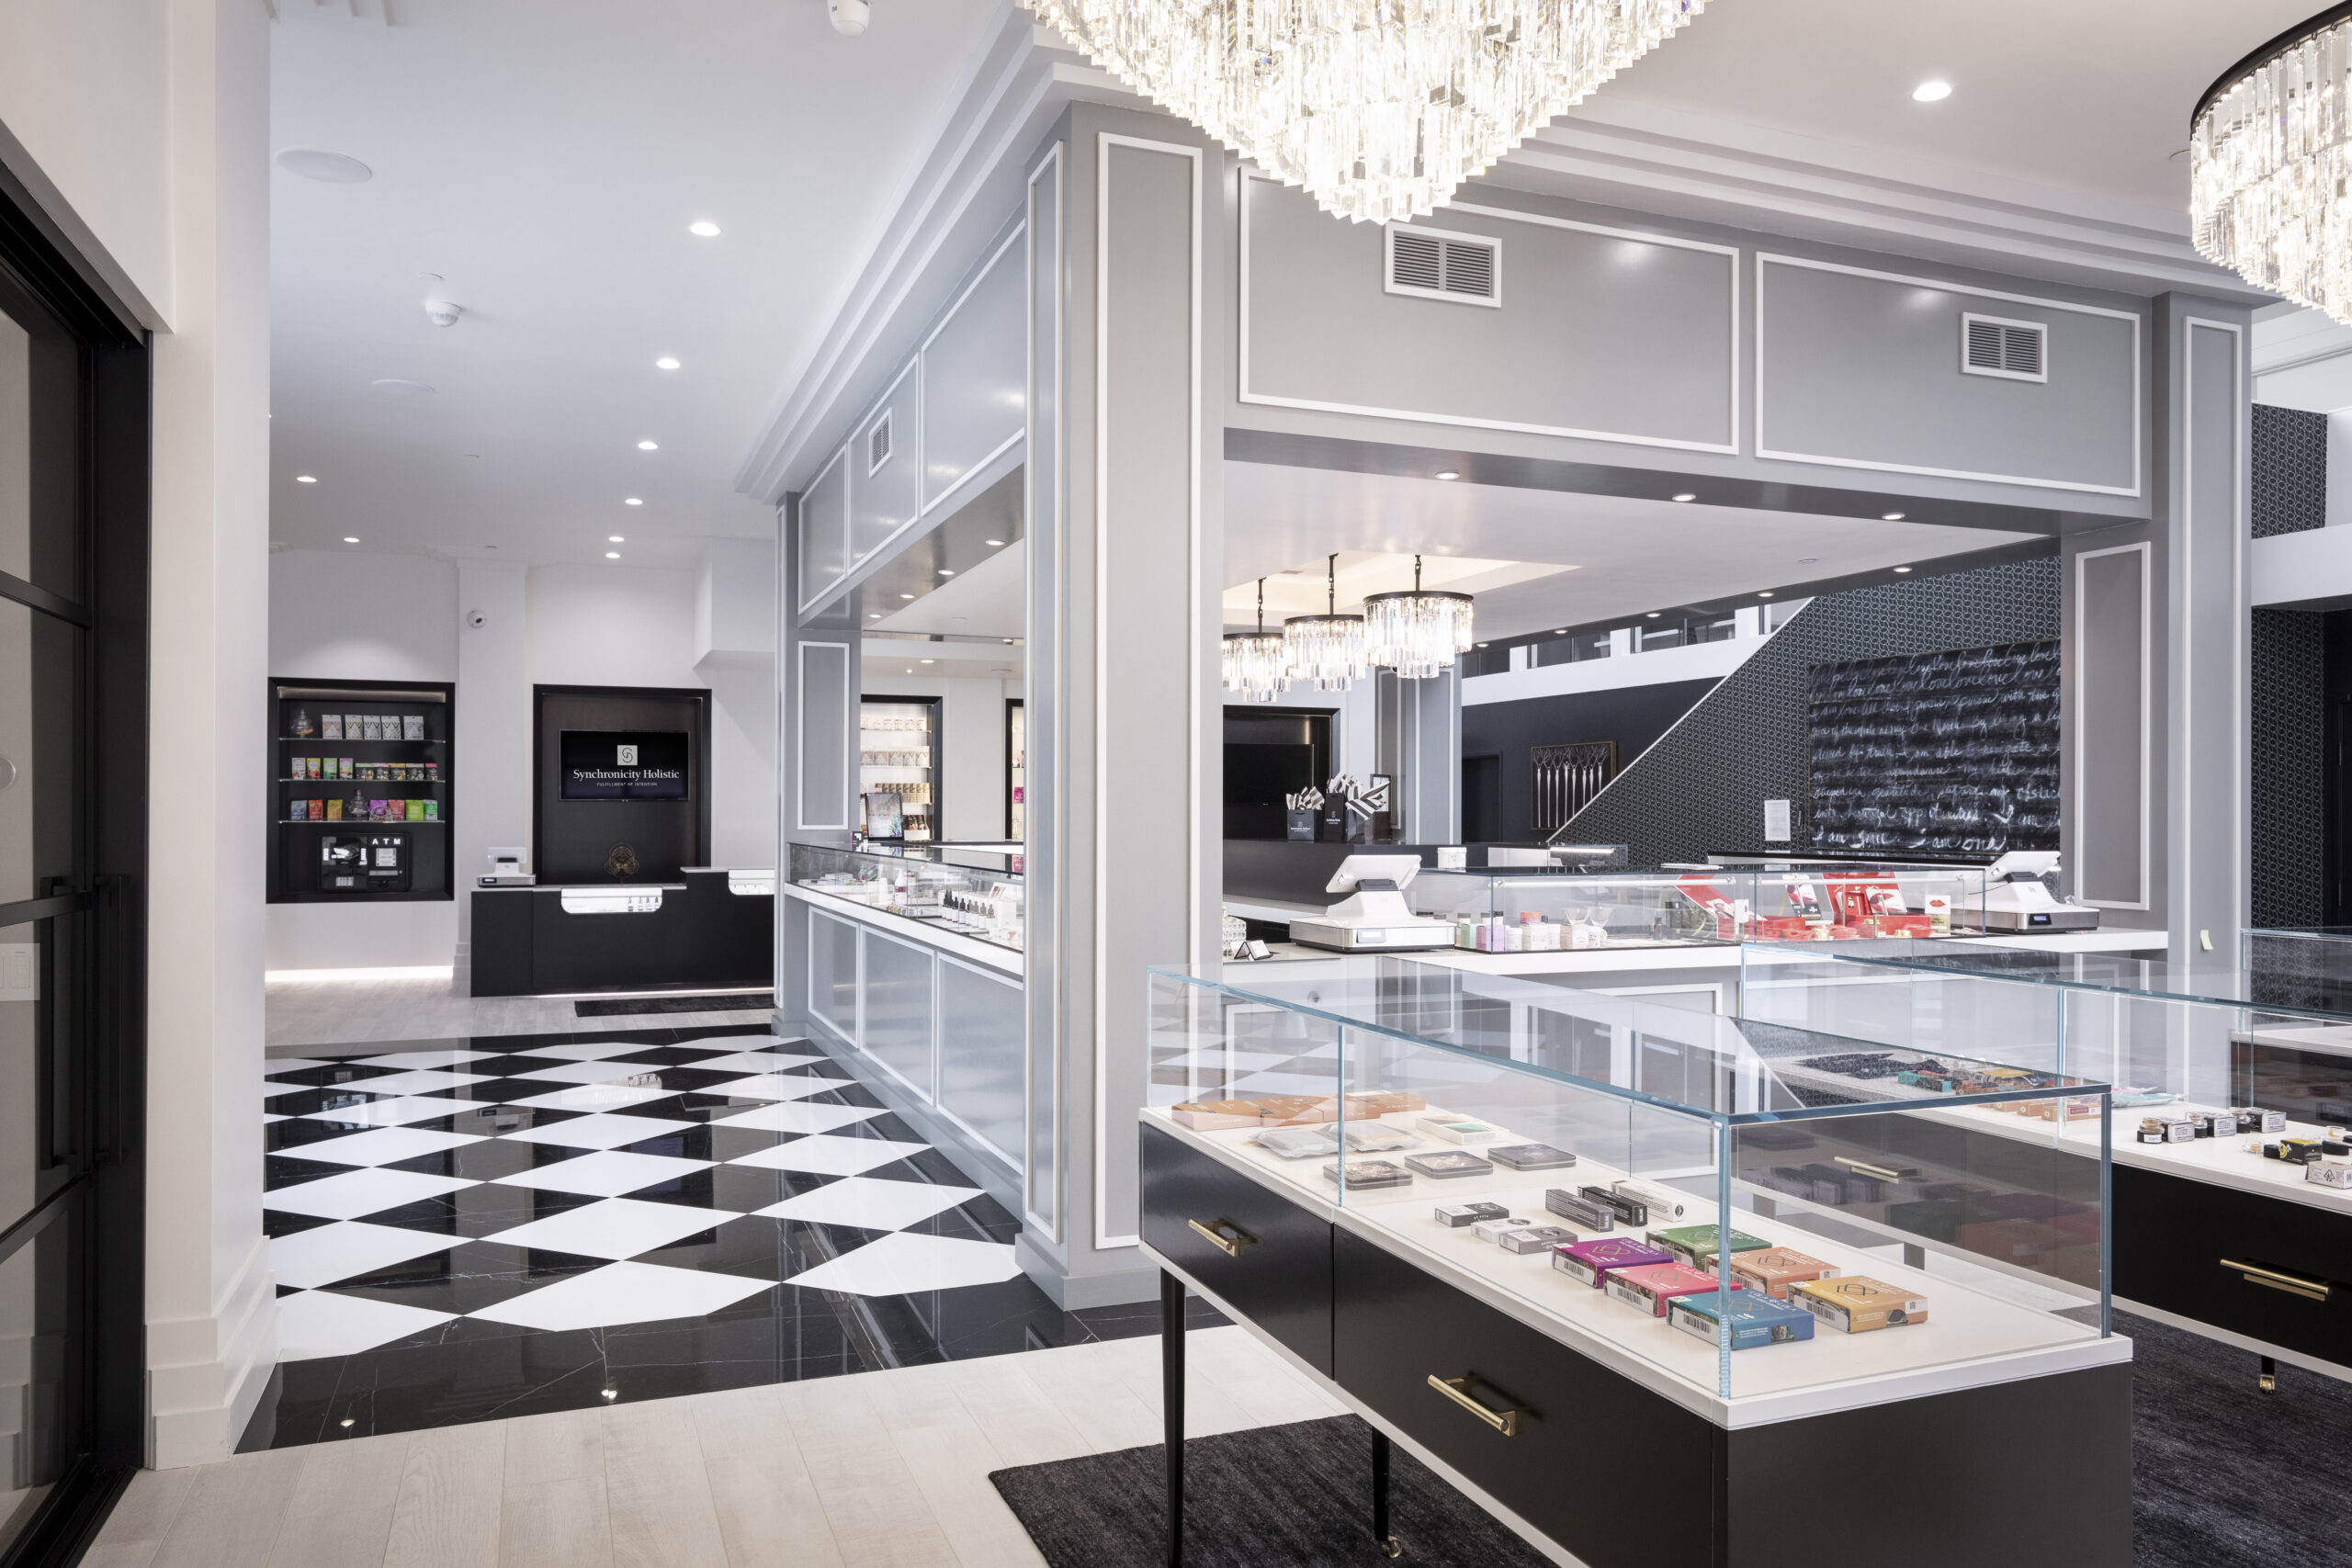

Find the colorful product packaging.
xmin=1170 ymin=1100 xmax=1264 ymax=1132
xmin=1726 ymin=1247 xmax=1838 ymax=1299
xmin=1648 ymin=1224 xmax=1770 ymax=1271
xmin=1668 ymin=1290 xmax=1816 ymax=1349
xmin=1552 ymin=1237 xmax=1671 ymax=1289
xmin=324 ymin=798 xmax=343 ymax=821
xmin=1791 ymin=1276 xmax=1928 ymax=1333
xmin=1606 ymin=1261 xmax=1736 ymax=1317
xmin=405 ymin=799 xmax=424 ymax=821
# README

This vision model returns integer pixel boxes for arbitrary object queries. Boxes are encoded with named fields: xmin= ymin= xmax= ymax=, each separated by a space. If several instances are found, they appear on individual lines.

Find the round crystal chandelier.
xmin=2191 ymin=8 xmax=2352 ymax=326
xmin=1020 ymin=0 xmax=1718 ymax=225
xmin=1283 ymin=555 xmax=1370 ymax=692
xmin=1223 ymin=579 xmax=1290 ymax=702
xmin=1365 ymin=555 xmax=1476 ymax=678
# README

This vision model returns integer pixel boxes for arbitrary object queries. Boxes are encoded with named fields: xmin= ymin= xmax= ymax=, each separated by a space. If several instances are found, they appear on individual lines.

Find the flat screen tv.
xmin=560 ymin=730 xmax=691 ymax=801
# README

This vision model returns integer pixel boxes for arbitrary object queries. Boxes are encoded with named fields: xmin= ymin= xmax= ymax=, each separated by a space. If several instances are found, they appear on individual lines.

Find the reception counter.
xmin=469 ymin=866 xmax=775 ymax=998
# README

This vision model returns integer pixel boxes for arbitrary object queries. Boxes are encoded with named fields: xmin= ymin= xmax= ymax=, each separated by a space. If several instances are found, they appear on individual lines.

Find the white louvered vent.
xmin=1960 ymin=313 xmax=2049 ymax=383
xmin=1385 ymin=225 xmax=1501 ymax=307
xmin=866 ymin=411 xmax=893 ymax=474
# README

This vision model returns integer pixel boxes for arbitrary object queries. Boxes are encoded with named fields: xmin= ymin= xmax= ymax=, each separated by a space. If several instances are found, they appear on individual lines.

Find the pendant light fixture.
xmin=1017 ymin=0 xmax=1716 ymax=225
xmin=1222 ymin=579 xmax=1290 ymax=703
xmin=2191 ymin=8 xmax=2352 ymax=325
xmin=1366 ymin=555 xmax=1476 ymax=679
xmin=1283 ymin=555 xmax=1370 ymax=693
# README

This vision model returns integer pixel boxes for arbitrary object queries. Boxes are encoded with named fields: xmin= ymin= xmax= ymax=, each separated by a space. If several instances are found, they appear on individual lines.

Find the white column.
xmin=454 ymin=560 xmax=530 ymax=985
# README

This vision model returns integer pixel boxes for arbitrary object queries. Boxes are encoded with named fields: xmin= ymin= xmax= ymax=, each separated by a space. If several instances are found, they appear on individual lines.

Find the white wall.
xmin=861 ymin=671 xmax=1017 ymax=841
xmin=455 ymin=560 xmax=530 ymax=979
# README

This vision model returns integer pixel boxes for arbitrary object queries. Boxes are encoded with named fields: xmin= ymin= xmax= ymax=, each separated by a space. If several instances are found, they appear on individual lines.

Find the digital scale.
xmin=1288 ymin=854 xmax=1456 ymax=953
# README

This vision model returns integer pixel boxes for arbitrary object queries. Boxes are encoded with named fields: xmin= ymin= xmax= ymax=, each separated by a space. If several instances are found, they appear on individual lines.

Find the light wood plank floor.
xmin=90 ymin=1326 xmax=1347 ymax=1568
xmin=266 ymin=973 xmax=779 ymax=1049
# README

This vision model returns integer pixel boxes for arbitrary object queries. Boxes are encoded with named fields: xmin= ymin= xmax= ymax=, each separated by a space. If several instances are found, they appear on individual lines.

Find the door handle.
xmin=1187 ymin=1218 xmax=1257 ymax=1258
xmin=1427 ymin=1374 xmax=1522 ymax=1437
xmin=2222 ymin=1258 xmax=2332 ymax=1303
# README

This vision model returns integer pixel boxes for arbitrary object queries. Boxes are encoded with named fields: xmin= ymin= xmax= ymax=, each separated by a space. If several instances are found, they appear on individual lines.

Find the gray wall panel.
xmin=1242 ymin=177 xmax=1736 ymax=450
xmin=852 ymin=362 xmax=922 ymax=565
xmin=808 ymin=909 xmax=859 ymax=1043
xmin=2075 ymin=545 xmax=2147 ymax=908
xmin=796 ymin=640 xmax=851 ymax=831
xmin=2180 ymin=315 xmax=2248 ymax=947
xmin=1024 ymin=141 xmax=1062 ymax=1238
xmin=924 ymin=231 xmax=1027 ymax=513
xmin=1758 ymin=258 xmax=2140 ymax=495
xmin=798 ymin=449 xmax=851 ymax=607
xmin=861 ymin=929 xmax=936 ymax=1101
xmin=939 ymin=958 xmax=1024 ymax=1167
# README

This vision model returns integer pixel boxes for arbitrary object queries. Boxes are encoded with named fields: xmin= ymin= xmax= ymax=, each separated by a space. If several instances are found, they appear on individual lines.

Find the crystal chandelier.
xmin=1222 ymin=579 xmax=1290 ymax=702
xmin=1365 ymin=555 xmax=1476 ymax=678
xmin=1020 ymin=0 xmax=1717 ymax=225
xmin=1283 ymin=555 xmax=1370 ymax=692
xmin=2191 ymin=9 xmax=2352 ymax=326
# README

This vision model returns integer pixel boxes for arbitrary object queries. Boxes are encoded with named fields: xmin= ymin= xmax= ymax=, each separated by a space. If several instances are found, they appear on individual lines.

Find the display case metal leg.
xmin=2259 ymin=1355 xmax=2278 ymax=1394
xmin=1371 ymin=1428 xmax=1400 ymax=1557
xmin=1161 ymin=1271 xmax=1186 ymax=1567
xmin=1903 ymin=1243 xmax=1927 ymax=1270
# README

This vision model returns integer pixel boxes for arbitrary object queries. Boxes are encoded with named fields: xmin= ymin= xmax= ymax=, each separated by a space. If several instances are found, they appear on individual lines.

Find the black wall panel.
xmin=1459 ymin=677 xmax=1717 ymax=844
xmin=2252 ymin=404 xmax=2328 ymax=928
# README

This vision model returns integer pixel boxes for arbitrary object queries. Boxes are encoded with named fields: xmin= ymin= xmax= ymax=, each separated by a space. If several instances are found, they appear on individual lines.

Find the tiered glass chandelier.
xmin=1019 ymin=0 xmax=1718 ymax=225
xmin=1365 ymin=555 xmax=1476 ymax=678
xmin=1222 ymin=579 xmax=1291 ymax=702
xmin=2191 ymin=9 xmax=2352 ymax=326
xmin=1283 ymin=555 xmax=1370 ymax=692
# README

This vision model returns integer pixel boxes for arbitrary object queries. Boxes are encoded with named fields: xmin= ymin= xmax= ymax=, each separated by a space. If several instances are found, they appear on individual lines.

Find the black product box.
xmin=1581 ymin=1184 xmax=1646 ymax=1227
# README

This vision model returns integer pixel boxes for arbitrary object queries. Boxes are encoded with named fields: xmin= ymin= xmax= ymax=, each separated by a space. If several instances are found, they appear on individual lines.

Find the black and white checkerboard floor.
xmin=247 ymin=1022 xmax=1210 ymax=1448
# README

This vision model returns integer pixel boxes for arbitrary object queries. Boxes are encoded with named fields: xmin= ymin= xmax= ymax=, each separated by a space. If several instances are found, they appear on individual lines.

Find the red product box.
xmin=1606 ymin=1262 xmax=1741 ymax=1318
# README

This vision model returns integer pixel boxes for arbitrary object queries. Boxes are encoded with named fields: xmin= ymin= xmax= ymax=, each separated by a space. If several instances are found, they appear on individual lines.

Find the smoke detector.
xmin=828 ymin=0 xmax=869 ymax=33
xmin=424 ymin=299 xmax=463 ymax=328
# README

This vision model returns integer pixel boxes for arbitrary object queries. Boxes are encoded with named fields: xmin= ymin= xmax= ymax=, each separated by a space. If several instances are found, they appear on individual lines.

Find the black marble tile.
xmin=264 ymin=1209 xmax=337 ymax=1240
xmin=636 ymin=1214 xmax=836 ymax=1283
xmin=267 ymin=1062 xmax=408 ymax=1089
xmin=265 ymin=1153 xmax=353 ymax=1190
xmin=322 ymin=1239 xmax=609 ymax=1313
xmin=616 ymin=1163 xmax=793 ymax=1214
xmin=606 ymin=1122 xmax=780 ymax=1164
xmin=354 ymin=1183 xmax=603 ymax=1238
xmin=381 ymin=1138 xmax=549 ymax=1183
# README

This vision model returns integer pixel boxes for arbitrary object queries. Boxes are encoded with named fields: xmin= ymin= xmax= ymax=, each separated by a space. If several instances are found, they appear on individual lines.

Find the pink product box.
xmin=1552 ymin=1238 xmax=1672 ymax=1289
xmin=1605 ymin=1261 xmax=1741 ymax=1318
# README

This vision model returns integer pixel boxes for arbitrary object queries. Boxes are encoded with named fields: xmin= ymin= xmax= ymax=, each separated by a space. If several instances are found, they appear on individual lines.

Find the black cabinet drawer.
xmin=2115 ymin=1163 xmax=2352 ymax=1366
xmin=1330 ymin=1228 xmax=1718 ymax=1568
xmin=1140 ymin=1124 xmax=1333 ymax=1375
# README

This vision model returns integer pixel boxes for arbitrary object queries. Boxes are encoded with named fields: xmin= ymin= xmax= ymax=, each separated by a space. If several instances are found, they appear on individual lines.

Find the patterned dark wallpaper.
xmin=1566 ymin=558 xmax=2062 ymax=865
xmin=2251 ymin=404 xmax=2329 ymax=927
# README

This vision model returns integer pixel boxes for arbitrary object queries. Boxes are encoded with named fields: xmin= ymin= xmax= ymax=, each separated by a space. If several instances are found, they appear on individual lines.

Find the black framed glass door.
xmin=0 ymin=171 xmax=151 ymax=1567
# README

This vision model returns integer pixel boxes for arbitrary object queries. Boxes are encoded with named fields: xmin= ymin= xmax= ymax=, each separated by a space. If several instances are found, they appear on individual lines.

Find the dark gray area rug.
xmin=989 ymin=1415 xmax=1551 ymax=1568
xmin=989 ymin=1311 xmax=2352 ymax=1567
xmin=571 ymin=992 xmax=773 ymax=1016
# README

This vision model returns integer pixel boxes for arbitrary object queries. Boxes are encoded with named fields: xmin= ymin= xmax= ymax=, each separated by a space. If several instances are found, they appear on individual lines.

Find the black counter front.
xmin=471 ymin=868 xmax=773 ymax=997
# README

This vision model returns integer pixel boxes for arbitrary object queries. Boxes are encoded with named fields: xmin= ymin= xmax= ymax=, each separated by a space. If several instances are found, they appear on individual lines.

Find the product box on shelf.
xmin=1489 ymin=1142 xmax=1576 ymax=1171
xmin=1172 ymin=1100 xmax=1272 ymax=1132
xmin=1406 ymin=1151 xmax=1494 ymax=1179
xmin=1668 ymin=1290 xmax=1817 ymax=1349
xmin=1545 ymin=1189 xmax=1614 ymax=1231
xmin=1726 ymin=1247 xmax=1838 ymax=1299
xmin=1607 ymin=1261 xmax=1736 ymax=1317
xmin=322 ymin=714 xmax=343 ymax=739
xmin=1500 ymin=1224 xmax=1576 ymax=1255
xmin=1649 ymin=1224 xmax=1770 ymax=1271
xmin=1419 ymin=1116 xmax=1498 ymax=1145
xmin=2305 ymin=1159 xmax=2352 ymax=1190
xmin=1324 ymin=1158 xmax=1412 ymax=1191
xmin=1791 ymin=1277 xmax=1929 ymax=1333
xmin=1553 ymin=1237 xmax=1671 ymax=1289
xmin=403 ymin=715 xmax=425 ymax=739
xmin=1435 ymin=1201 xmax=1509 ymax=1229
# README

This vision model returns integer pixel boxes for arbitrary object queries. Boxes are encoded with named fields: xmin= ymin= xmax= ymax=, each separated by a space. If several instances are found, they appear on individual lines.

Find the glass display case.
xmin=788 ymin=840 xmax=1023 ymax=952
xmin=1145 ymin=955 xmax=2116 ymax=1413
xmin=859 ymin=696 xmax=938 ymax=840
xmin=1402 ymin=862 xmax=1987 ymax=953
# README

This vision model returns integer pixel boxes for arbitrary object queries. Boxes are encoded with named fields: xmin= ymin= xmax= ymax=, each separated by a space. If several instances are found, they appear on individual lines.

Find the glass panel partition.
xmin=788 ymin=840 xmax=1023 ymax=952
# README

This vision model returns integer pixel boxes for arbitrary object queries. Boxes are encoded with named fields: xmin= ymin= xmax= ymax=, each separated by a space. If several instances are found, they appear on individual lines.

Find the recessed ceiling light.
xmin=1476 ymin=641 xmax=1489 ymax=648
xmin=921 ymin=659 xmax=935 ymax=664
xmin=1882 ymin=512 xmax=1905 ymax=521
xmin=870 ymin=614 xmax=883 ymax=620
xmin=624 ymin=498 xmax=642 ymax=506
xmin=296 ymin=475 xmax=317 ymax=483
xmin=688 ymin=220 xmax=721 ymax=238
xmin=277 ymin=149 xmax=372 ymax=183
xmin=899 ymin=592 xmax=915 ymax=600
xmin=1671 ymin=492 xmax=1696 ymax=502
xmin=655 ymin=356 xmax=681 ymax=370
xmin=1758 ymin=591 xmax=1775 ymax=598
xmin=609 ymin=536 xmax=625 ymax=543
xmin=605 ymin=551 xmax=621 ymax=559
xmin=637 ymin=440 xmax=659 ymax=451
xmin=1555 ymin=628 xmax=1568 ymax=635
xmin=1912 ymin=80 xmax=1953 ymax=103
xmin=938 ymin=569 xmax=955 ymax=576
xmin=343 ymin=536 xmax=359 ymax=544
xmin=1003 ymin=638 xmax=1014 ymax=644
xmin=1645 ymin=611 xmax=1661 ymax=618
xmin=1436 ymin=469 xmax=1461 ymax=480
xmin=985 ymin=539 xmax=1005 ymax=547
xmin=1894 ymin=565 xmax=1914 ymax=574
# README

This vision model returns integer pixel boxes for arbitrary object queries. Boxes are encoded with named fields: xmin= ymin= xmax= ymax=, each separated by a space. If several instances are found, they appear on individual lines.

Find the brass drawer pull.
xmin=1427 ymin=1374 xmax=1521 ymax=1437
xmin=2222 ymin=1258 xmax=2333 ymax=1303
xmin=1187 ymin=1218 xmax=1258 ymax=1258
xmin=1834 ymin=1156 xmax=1905 ymax=1183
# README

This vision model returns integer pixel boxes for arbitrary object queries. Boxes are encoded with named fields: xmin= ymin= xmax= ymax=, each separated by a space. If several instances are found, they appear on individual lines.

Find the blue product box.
xmin=1667 ymin=1290 xmax=1816 ymax=1350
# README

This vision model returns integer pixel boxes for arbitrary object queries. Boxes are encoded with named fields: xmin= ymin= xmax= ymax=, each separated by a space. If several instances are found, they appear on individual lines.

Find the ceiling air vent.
xmin=1960 ymin=312 xmax=2048 ymax=383
xmin=1385 ymin=225 xmax=1501 ymax=307
xmin=866 ymin=411 xmax=893 ymax=474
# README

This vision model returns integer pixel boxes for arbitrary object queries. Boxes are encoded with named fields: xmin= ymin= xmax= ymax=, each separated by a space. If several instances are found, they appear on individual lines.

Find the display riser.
xmin=1142 ymin=1125 xmax=2132 ymax=1568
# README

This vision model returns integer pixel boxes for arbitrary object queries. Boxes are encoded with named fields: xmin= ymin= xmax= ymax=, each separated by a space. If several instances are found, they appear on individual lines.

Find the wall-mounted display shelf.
xmin=268 ymin=678 xmax=455 ymax=903
xmin=860 ymin=695 xmax=939 ymax=842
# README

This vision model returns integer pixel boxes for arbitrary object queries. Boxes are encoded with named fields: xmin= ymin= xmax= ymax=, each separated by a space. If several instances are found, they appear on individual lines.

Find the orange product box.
xmin=1171 ymin=1100 xmax=1265 ymax=1132
xmin=1726 ymin=1247 xmax=1837 ymax=1300
xmin=1791 ymin=1276 xmax=1928 ymax=1333
xmin=1250 ymin=1095 xmax=1342 ymax=1126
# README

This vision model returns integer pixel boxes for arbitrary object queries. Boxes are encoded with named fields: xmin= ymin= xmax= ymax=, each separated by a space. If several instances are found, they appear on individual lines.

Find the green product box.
xmin=1647 ymin=1224 xmax=1769 ymax=1271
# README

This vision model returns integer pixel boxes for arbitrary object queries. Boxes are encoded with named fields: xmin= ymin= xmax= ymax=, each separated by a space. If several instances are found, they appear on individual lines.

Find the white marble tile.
xmin=753 ymin=1177 xmax=982 ymax=1231
xmin=481 ymin=1197 xmax=738 ymax=1260
xmin=726 ymin=1134 xmax=930 ymax=1178
xmin=285 ymin=1126 xmax=488 ymax=1168
xmin=466 ymin=1261 xmax=771 ymax=1332
xmin=781 ymin=1234 xmax=1020 ymax=1296
xmin=346 ymin=1048 xmax=503 ymax=1069
xmin=262 ymin=1058 xmax=340 ymax=1076
xmin=261 ymin=1080 xmax=315 ymax=1100
xmin=276 ymin=1290 xmax=457 ymax=1359
xmin=675 ymin=1033 xmax=805 ymax=1053
xmin=512 ymin=1040 xmax=667 ymax=1063
xmin=334 ymin=1068 xmax=499 ymax=1097
xmin=493 ymin=1149 xmax=715 ymax=1198
xmin=269 ymin=1221 xmax=466 ymax=1289
xmin=709 ymin=1101 xmax=881 ymax=1136
xmin=504 ymin=1060 xmax=665 ymax=1087
xmin=696 ymin=1074 xmax=851 ymax=1103
xmin=296 ymin=1095 xmax=471 ymax=1129
xmin=497 ymin=1112 xmax=695 ymax=1151
xmin=264 ymin=1168 xmax=481 ymax=1220
xmin=505 ymin=1083 xmax=680 ymax=1113
xmin=680 ymin=1050 xmax=826 ymax=1075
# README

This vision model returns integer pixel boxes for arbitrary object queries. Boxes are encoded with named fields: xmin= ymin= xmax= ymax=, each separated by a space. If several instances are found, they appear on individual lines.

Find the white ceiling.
xmin=266 ymin=0 xmax=999 ymax=570
xmin=1223 ymin=465 xmax=2042 ymax=641
xmin=1588 ymin=0 xmax=2318 ymax=213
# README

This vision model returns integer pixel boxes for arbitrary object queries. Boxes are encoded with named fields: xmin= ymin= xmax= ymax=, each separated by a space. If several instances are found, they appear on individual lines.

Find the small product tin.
xmin=1323 ymin=1159 xmax=1413 ymax=1190
xmin=1488 ymin=1143 xmax=1577 ymax=1171
xmin=1405 ymin=1150 xmax=1495 ymax=1179
xmin=1419 ymin=1117 xmax=1499 ymax=1146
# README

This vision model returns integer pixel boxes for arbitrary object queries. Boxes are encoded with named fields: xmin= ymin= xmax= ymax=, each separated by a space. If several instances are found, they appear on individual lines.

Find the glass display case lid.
xmin=814 ymin=840 xmax=1023 ymax=878
xmin=1756 ymin=934 xmax=2352 ymax=1021
xmin=1154 ymin=955 xmax=2106 ymax=1124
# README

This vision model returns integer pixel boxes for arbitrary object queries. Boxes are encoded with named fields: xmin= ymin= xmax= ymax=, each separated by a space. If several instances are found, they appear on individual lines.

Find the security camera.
xmin=828 ymin=0 xmax=868 ymax=34
xmin=424 ymin=299 xmax=463 ymax=328
xmin=467 ymin=609 xmax=488 ymax=628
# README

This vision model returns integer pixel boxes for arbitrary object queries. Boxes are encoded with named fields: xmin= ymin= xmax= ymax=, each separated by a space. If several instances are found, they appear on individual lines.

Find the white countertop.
xmin=782 ymin=881 xmax=1023 ymax=976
